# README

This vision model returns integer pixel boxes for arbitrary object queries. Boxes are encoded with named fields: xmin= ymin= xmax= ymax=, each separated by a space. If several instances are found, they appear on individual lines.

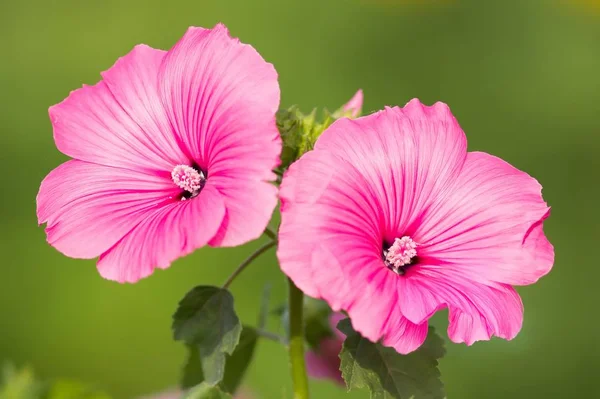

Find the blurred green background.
xmin=1 ymin=0 xmax=599 ymax=397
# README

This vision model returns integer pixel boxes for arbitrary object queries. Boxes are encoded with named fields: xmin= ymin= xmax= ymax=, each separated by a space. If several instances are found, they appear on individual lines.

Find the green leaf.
xmin=182 ymin=326 xmax=258 ymax=394
xmin=173 ymin=286 xmax=242 ymax=386
xmin=276 ymin=107 xmax=304 ymax=168
xmin=338 ymin=319 xmax=446 ymax=399
xmin=181 ymin=345 xmax=204 ymax=390
xmin=220 ymin=327 xmax=258 ymax=394
xmin=182 ymin=383 xmax=232 ymax=399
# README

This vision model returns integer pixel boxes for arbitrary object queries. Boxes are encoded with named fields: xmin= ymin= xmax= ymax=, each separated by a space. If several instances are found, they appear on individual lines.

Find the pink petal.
xmin=207 ymin=177 xmax=278 ymax=247
xmin=279 ymin=150 xmax=337 ymax=210
xmin=97 ymin=183 xmax=225 ymax=283
xmin=380 ymin=317 xmax=429 ymax=355
xmin=158 ymin=24 xmax=281 ymax=246
xmin=50 ymin=45 xmax=187 ymax=171
xmin=278 ymin=199 xmax=382 ymax=304
xmin=447 ymin=284 xmax=523 ymax=345
xmin=402 ymin=268 xmax=523 ymax=345
xmin=278 ymin=150 xmax=383 ymax=299
xmin=37 ymin=160 xmax=177 ymax=259
xmin=158 ymin=24 xmax=280 ymax=178
xmin=345 ymin=266 xmax=428 ymax=354
xmin=314 ymin=101 xmax=467 ymax=241
xmin=417 ymin=152 xmax=554 ymax=286
xmin=342 ymin=89 xmax=363 ymax=118
xmin=397 ymin=271 xmax=443 ymax=324
xmin=311 ymin=240 xmax=427 ymax=354
xmin=345 ymin=267 xmax=400 ymax=343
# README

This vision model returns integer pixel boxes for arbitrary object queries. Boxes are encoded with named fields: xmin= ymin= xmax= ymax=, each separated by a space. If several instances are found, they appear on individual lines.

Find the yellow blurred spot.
xmin=566 ymin=0 xmax=600 ymax=12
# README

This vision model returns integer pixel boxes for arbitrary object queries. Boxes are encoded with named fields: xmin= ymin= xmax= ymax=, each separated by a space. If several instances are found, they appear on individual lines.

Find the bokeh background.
xmin=1 ymin=0 xmax=599 ymax=398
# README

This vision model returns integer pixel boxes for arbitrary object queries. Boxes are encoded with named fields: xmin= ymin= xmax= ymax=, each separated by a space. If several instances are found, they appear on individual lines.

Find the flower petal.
xmin=336 ymin=89 xmax=363 ymax=118
xmin=402 ymin=268 xmax=523 ymax=345
xmin=97 ymin=183 xmax=225 ymax=283
xmin=158 ymin=24 xmax=280 ymax=180
xmin=344 ymin=267 xmax=400 ymax=343
xmin=50 ymin=45 xmax=187 ymax=171
xmin=207 ymin=177 xmax=278 ymax=247
xmin=397 ymin=270 xmax=444 ymax=324
xmin=158 ymin=24 xmax=280 ymax=247
xmin=310 ymin=242 xmax=427 ymax=354
xmin=37 ymin=160 xmax=177 ymax=259
xmin=446 ymin=283 xmax=523 ymax=345
xmin=344 ymin=265 xmax=429 ymax=354
xmin=278 ymin=150 xmax=383 ymax=300
xmin=380 ymin=317 xmax=429 ymax=355
xmin=417 ymin=151 xmax=554 ymax=286
xmin=314 ymin=101 xmax=467 ymax=241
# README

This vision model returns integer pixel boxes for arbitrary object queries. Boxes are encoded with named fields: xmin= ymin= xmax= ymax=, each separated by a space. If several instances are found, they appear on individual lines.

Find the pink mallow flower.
xmin=305 ymin=312 xmax=345 ymax=386
xmin=278 ymin=99 xmax=554 ymax=353
xmin=37 ymin=24 xmax=281 ymax=283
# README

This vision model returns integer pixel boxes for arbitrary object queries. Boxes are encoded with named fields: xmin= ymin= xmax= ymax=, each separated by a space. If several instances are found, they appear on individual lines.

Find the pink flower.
xmin=37 ymin=24 xmax=281 ymax=283
xmin=278 ymin=99 xmax=554 ymax=353
xmin=305 ymin=312 xmax=345 ymax=386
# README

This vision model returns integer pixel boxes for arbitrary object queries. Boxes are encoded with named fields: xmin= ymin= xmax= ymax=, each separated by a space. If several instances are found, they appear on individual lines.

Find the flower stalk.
xmin=222 ymin=240 xmax=276 ymax=289
xmin=288 ymin=278 xmax=310 ymax=399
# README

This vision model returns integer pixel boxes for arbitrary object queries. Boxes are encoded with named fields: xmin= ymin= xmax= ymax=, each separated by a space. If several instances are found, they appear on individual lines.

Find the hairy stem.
xmin=288 ymin=278 xmax=310 ymax=399
xmin=256 ymin=328 xmax=287 ymax=344
xmin=222 ymin=241 xmax=276 ymax=289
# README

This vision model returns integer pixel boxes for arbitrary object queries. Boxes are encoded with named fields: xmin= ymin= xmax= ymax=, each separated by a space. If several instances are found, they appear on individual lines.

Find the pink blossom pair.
xmin=37 ymin=23 xmax=554 ymax=357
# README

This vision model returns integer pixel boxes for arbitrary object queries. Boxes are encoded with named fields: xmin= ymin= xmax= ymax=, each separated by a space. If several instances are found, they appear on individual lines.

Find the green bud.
xmin=275 ymin=90 xmax=364 ymax=170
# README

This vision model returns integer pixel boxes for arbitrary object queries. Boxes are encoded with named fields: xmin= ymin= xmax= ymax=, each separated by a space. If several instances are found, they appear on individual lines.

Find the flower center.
xmin=171 ymin=164 xmax=205 ymax=200
xmin=383 ymin=236 xmax=417 ymax=275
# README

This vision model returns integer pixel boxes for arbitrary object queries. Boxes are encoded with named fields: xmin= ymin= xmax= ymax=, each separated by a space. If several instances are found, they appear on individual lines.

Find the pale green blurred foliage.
xmin=0 ymin=364 xmax=43 ymax=399
xmin=0 ymin=364 xmax=110 ymax=399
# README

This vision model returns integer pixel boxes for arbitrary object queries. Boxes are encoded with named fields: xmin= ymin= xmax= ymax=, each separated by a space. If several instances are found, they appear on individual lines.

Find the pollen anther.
xmin=384 ymin=236 xmax=417 ymax=274
xmin=171 ymin=164 xmax=205 ymax=199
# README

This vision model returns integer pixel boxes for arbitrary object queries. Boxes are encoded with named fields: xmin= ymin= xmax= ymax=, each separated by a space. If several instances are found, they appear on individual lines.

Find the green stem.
xmin=288 ymin=278 xmax=310 ymax=399
xmin=256 ymin=328 xmax=287 ymax=344
xmin=222 ymin=241 xmax=276 ymax=289
xmin=263 ymin=226 xmax=278 ymax=241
